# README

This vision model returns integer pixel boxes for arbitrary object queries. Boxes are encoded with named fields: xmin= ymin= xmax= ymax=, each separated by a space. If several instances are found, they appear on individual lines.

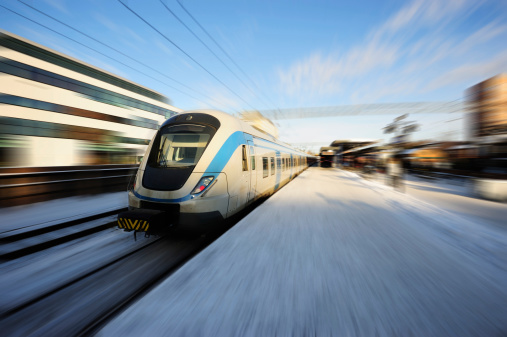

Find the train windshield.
xmin=152 ymin=124 xmax=212 ymax=168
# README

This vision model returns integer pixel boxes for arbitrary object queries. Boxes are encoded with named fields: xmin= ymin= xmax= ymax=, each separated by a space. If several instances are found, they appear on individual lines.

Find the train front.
xmin=118 ymin=112 xmax=230 ymax=233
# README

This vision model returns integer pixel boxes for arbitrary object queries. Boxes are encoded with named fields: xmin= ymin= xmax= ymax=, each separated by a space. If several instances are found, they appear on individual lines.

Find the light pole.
xmin=383 ymin=114 xmax=419 ymax=149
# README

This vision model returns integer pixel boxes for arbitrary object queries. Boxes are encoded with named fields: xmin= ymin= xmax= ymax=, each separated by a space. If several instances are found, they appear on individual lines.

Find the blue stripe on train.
xmin=204 ymin=131 xmax=245 ymax=173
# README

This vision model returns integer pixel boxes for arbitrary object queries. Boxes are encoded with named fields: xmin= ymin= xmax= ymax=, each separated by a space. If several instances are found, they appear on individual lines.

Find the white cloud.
xmin=277 ymin=53 xmax=342 ymax=97
xmin=154 ymin=39 xmax=173 ymax=57
xmin=277 ymin=41 xmax=400 ymax=100
xmin=454 ymin=21 xmax=507 ymax=55
xmin=426 ymin=50 xmax=507 ymax=91
xmin=42 ymin=0 xmax=70 ymax=15
xmin=192 ymin=83 xmax=244 ymax=113
xmin=94 ymin=13 xmax=145 ymax=44
xmin=277 ymin=0 xmax=505 ymax=105
xmin=379 ymin=0 xmax=468 ymax=34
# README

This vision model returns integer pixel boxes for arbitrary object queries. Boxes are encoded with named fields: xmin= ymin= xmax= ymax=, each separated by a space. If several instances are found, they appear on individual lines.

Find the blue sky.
xmin=1 ymin=0 xmax=507 ymax=150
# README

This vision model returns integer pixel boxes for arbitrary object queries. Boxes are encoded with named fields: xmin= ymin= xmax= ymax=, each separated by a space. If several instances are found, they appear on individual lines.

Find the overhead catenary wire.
xmin=118 ymin=0 xmax=258 ymax=112
xmin=176 ymin=0 xmax=281 ymax=112
xmin=0 ymin=3 xmax=205 ymax=108
xmin=159 ymin=0 xmax=275 ymax=111
xmin=15 ymin=0 xmax=224 ymax=110
xmin=6 ymin=1 xmax=483 ymax=123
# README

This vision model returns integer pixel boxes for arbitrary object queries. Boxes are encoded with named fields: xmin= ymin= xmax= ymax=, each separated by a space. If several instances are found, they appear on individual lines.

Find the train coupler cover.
xmin=117 ymin=209 xmax=169 ymax=233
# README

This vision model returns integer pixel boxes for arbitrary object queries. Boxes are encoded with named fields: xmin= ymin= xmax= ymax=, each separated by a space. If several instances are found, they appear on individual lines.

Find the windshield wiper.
xmin=158 ymin=138 xmax=169 ymax=166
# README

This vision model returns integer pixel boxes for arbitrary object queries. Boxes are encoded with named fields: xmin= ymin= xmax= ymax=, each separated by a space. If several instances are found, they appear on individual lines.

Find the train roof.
xmin=181 ymin=110 xmax=312 ymax=157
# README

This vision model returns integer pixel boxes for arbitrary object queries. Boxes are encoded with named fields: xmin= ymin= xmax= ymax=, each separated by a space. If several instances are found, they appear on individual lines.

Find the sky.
xmin=1 ymin=0 xmax=507 ymax=152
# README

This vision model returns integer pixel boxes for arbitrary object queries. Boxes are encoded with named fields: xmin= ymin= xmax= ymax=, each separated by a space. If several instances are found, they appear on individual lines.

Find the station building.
xmin=467 ymin=74 xmax=507 ymax=169
xmin=0 ymin=31 xmax=181 ymax=167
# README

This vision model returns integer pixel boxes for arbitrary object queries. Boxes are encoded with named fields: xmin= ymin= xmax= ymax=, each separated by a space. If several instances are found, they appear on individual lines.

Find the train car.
xmin=118 ymin=109 xmax=313 ymax=233
xmin=320 ymin=150 xmax=335 ymax=168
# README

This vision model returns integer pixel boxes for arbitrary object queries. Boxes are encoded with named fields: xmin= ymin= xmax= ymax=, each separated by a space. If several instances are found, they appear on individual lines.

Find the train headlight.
xmin=191 ymin=176 xmax=215 ymax=195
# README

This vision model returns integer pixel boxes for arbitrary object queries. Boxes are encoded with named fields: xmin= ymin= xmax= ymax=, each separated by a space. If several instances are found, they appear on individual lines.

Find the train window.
xmin=263 ymin=157 xmax=268 ymax=178
xmin=242 ymin=145 xmax=248 ymax=171
xmin=149 ymin=124 xmax=213 ymax=168
xmin=3 ymin=59 xmax=175 ymax=117
xmin=277 ymin=158 xmax=281 ymax=170
xmin=271 ymin=157 xmax=275 ymax=175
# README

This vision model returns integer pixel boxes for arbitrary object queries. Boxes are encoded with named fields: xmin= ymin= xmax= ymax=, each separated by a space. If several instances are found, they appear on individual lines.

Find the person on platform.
xmin=386 ymin=157 xmax=404 ymax=191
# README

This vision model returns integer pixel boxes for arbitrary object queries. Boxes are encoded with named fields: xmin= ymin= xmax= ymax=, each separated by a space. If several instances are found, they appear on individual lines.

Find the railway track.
xmin=0 ymin=208 xmax=127 ymax=260
xmin=0 ymin=188 xmax=265 ymax=336
xmin=0 ymin=210 xmax=230 ymax=336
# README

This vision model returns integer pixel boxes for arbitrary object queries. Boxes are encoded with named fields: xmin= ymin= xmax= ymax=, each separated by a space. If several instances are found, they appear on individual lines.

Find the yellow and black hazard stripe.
xmin=117 ymin=218 xmax=150 ymax=231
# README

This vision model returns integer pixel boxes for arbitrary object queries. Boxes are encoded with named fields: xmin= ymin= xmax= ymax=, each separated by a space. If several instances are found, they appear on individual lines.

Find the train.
xmin=320 ymin=150 xmax=335 ymax=168
xmin=118 ymin=109 xmax=314 ymax=233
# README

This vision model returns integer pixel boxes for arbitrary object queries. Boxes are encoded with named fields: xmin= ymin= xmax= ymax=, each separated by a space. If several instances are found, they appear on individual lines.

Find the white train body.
xmin=127 ymin=110 xmax=311 ymax=229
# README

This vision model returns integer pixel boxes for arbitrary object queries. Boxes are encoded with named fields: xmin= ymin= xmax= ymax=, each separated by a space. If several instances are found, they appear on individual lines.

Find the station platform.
xmin=99 ymin=167 xmax=507 ymax=336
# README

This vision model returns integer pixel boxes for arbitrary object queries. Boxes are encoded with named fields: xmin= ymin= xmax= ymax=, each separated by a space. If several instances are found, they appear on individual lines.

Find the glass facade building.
xmin=0 ymin=31 xmax=181 ymax=167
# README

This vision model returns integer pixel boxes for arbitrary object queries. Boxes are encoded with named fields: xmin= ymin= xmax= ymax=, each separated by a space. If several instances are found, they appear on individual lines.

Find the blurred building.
xmin=320 ymin=140 xmax=378 ymax=168
xmin=468 ymin=74 xmax=507 ymax=140
xmin=467 ymin=74 xmax=507 ymax=171
xmin=0 ymin=31 xmax=181 ymax=167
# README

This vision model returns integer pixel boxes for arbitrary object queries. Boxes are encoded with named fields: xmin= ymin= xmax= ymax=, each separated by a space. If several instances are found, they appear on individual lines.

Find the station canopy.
xmin=319 ymin=139 xmax=377 ymax=154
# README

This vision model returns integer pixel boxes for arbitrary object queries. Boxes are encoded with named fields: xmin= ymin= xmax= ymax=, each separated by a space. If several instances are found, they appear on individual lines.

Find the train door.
xmin=240 ymin=144 xmax=250 ymax=204
xmin=247 ymin=140 xmax=256 ymax=202
xmin=227 ymin=144 xmax=249 ymax=216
